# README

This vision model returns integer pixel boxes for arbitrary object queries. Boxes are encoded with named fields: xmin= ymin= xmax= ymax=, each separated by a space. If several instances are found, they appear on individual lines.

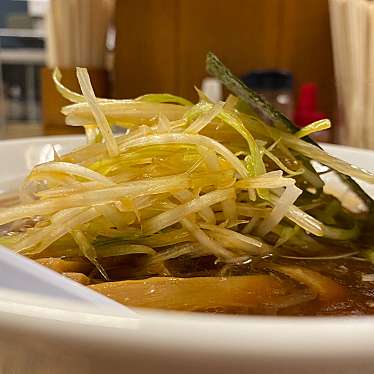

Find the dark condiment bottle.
xmin=241 ymin=70 xmax=294 ymax=119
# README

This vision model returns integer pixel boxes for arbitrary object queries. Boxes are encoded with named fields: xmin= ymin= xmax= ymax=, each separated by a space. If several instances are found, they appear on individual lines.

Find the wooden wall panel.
xmin=177 ymin=0 xmax=282 ymax=99
xmin=278 ymin=0 xmax=335 ymax=119
xmin=114 ymin=0 xmax=336 ymax=118
xmin=113 ymin=0 xmax=178 ymax=98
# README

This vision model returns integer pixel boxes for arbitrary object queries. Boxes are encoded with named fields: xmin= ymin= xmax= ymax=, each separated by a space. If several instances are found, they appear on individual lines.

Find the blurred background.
xmin=0 ymin=0 xmax=370 ymax=148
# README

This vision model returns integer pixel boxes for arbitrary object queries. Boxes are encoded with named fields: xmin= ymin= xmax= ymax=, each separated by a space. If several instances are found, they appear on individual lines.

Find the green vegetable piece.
xmin=136 ymin=93 xmax=193 ymax=107
xmin=206 ymin=51 xmax=373 ymax=211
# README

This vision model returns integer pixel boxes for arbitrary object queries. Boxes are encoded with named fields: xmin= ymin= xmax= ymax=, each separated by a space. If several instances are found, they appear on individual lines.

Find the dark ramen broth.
xmin=2 ymin=219 xmax=374 ymax=316
xmin=157 ymin=256 xmax=374 ymax=315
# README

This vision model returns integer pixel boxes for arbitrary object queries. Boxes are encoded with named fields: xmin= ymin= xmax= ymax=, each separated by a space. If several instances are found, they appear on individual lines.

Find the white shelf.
xmin=0 ymin=28 xmax=45 ymax=39
xmin=0 ymin=49 xmax=45 ymax=64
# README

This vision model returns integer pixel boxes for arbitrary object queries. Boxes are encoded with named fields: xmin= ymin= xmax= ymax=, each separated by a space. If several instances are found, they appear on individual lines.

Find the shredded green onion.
xmin=1 ymin=61 xmax=373 ymax=280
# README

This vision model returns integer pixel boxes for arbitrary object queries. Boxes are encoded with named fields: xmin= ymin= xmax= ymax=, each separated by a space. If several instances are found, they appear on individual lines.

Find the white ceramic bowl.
xmin=0 ymin=135 xmax=373 ymax=374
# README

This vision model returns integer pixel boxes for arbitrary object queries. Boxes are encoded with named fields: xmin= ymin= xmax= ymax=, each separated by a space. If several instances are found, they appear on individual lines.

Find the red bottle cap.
xmin=294 ymin=83 xmax=326 ymax=127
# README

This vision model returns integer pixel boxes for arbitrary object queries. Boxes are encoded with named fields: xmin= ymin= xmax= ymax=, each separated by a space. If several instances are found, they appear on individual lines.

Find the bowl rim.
xmin=0 ymin=290 xmax=373 ymax=359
